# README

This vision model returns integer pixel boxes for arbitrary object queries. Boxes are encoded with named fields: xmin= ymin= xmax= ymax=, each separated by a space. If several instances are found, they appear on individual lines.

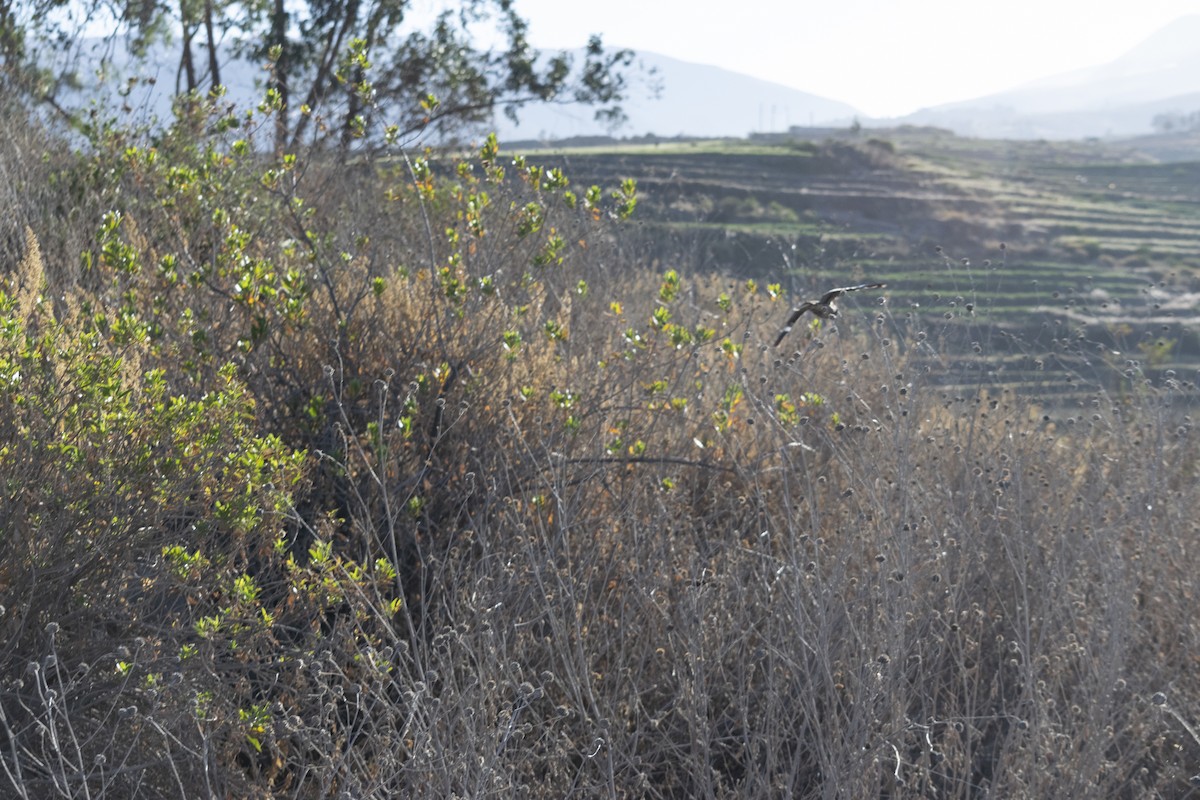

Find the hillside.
xmin=489 ymin=50 xmax=860 ymax=140
xmin=894 ymin=15 xmax=1200 ymax=139
xmin=55 ymin=39 xmax=860 ymax=142
xmin=5 ymin=92 xmax=1200 ymax=798
xmin=516 ymin=129 xmax=1200 ymax=401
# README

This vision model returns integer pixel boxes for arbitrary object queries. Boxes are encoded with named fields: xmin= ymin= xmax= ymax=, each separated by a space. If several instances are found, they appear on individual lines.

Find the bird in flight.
xmin=774 ymin=282 xmax=886 ymax=346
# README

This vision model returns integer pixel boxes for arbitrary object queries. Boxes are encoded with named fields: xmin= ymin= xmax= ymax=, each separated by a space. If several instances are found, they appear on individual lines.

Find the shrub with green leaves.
xmin=0 ymin=244 xmax=319 ymax=791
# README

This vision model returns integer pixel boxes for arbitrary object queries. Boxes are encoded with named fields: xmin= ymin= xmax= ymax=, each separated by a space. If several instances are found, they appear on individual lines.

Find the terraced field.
xmin=522 ymin=131 xmax=1200 ymax=404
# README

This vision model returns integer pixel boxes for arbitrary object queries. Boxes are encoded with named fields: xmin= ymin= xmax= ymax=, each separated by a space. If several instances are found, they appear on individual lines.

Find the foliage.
xmin=2 ymin=92 xmax=1200 ymax=799
xmin=1151 ymin=109 xmax=1200 ymax=133
xmin=5 ymin=0 xmax=633 ymax=151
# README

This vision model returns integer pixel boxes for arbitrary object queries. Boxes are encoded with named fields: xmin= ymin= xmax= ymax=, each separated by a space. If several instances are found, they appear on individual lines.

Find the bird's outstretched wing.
xmin=773 ymin=302 xmax=818 ymax=347
xmin=818 ymin=282 xmax=886 ymax=304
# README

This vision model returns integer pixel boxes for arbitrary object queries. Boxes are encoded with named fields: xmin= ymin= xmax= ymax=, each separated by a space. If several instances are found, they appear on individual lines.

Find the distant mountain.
xmin=54 ymin=40 xmax=858 ymax=144
xmin=889 ymin=15 xmax=1200 ymax=140
xmin=49 ymin=17 xmax=1200 ymax=146
xmin=490 ymin=50 xmax=860 ymax=141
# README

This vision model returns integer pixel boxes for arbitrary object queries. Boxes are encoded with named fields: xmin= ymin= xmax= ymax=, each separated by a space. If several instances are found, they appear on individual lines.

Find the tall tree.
xmin=247 ymin=0 xmax=632 ymax=151
xmin=8 ymin=0 xmax=632 ymax=150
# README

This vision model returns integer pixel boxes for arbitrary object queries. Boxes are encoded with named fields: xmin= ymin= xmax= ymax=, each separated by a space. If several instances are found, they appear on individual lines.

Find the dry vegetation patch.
xmin=2 ymin=100 xmax=1200 ymax=798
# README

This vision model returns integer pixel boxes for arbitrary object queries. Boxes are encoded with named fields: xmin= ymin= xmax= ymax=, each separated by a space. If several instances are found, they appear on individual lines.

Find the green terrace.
xmin=526 ymin=131 xmax=1200 ymax=401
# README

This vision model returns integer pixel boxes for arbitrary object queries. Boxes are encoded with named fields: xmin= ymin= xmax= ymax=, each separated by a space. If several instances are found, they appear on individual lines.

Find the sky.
xmin=510 ymin=0 xmax=1200 ymax=118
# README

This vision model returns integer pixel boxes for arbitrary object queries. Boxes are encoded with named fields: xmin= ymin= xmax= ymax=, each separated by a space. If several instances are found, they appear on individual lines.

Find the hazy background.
xmin=495 ymin=2 xmax=1200 ymax=141
xmin=70 ymin=1 xmax=1200 ymax=143
xmin=510 ymin=0 xmax=1200 ymax=118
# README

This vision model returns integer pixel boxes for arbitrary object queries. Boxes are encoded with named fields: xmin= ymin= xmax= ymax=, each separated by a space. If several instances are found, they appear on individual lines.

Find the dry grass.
xmin=2 ymin=103 xmax=1200 ymax=799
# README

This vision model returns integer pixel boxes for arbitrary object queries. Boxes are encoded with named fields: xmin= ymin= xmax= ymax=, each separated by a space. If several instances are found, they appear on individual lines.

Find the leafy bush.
xmin=0 ymin=232 xmax=312 ymax=797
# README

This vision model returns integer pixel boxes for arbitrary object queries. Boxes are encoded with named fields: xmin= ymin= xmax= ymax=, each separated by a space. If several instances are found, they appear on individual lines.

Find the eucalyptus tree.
xmin=4 ymin=0 xmax=632 ymax=150
xmin=251 ymin=0 xmax=631 ymax=151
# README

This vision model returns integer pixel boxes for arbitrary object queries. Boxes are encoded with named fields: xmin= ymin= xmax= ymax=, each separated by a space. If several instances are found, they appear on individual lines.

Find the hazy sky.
xmin=511 ymin=0 xmax=1200 ymax=117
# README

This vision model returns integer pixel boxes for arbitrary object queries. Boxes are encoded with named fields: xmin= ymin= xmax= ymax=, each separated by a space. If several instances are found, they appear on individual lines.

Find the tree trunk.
xmin=177 ymin=0 xmax=197 ymax=94
xmin=203 ymin=0 xmax=221 ymax=90
xmin=179 ymin=30 xmax=196 ymax=95
xmin=270 ymin=0 xmax=289 ymax=151
xmin=289 ymin=0 xmax=359 ymax=150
